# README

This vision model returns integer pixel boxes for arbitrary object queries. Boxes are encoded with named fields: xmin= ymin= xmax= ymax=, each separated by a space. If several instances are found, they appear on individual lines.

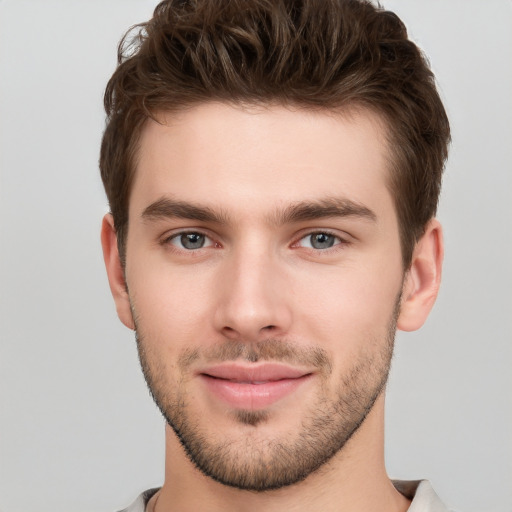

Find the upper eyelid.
xmin=295 ymin=232 xmax=344 ymax=246
xmin=162 ymin=228 xmax=215 ymax=242
xmin=159 ymin=228 xmax=352 ymax=248
xmin=163 ymin=230 xmax=217 ymax=252
xmin=293 ymin=228 xmax=351 ymax=243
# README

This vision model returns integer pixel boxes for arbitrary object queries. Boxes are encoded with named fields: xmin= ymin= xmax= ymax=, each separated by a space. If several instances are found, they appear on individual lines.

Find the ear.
xmin=100 ymin=214 xmax=135 ymax=330
xmin=397 ymin=219 xmax=444 ymax=332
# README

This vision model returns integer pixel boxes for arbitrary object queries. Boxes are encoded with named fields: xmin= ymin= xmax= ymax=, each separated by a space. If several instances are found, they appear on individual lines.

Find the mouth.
xmin=198 ymin=362 xmax=314 ymax=410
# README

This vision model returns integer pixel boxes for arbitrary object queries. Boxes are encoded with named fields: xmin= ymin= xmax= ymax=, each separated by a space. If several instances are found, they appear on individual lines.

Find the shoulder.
xmin=393 ymin=480 xmax=455 ymax=512
xmin=116 ymin=488 xmax=160 ymax=512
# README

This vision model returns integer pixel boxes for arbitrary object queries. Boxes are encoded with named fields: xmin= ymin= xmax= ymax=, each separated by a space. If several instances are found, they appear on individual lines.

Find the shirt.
xmin=117 ymin=480 xmax=452 ymax=511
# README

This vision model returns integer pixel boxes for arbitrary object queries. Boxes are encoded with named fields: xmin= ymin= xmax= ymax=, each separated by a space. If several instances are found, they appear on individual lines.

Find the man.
xmin=99 ymin=0 xmax=450 ymax=510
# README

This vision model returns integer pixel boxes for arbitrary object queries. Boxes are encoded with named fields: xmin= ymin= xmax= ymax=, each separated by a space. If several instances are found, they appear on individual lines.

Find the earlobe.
xmin=397 ymin=219 xmax=444 ymax=332
xmin=100 ymin=214 xmax=135 ymax=330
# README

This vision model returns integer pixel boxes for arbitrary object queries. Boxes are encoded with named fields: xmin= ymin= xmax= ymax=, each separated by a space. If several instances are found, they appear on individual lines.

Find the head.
xmin=100 ymin=0 xmax=449 ymax=493
xmin=100 ymin=0 xmax=450 ymax=270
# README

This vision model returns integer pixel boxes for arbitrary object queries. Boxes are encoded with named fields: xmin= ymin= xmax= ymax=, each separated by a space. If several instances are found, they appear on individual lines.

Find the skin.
xmin=102 ymin=103 xmax=443 ymax=512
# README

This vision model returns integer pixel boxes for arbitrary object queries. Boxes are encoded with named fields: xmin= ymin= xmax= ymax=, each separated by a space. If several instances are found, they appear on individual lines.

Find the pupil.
xmin=181 ymin=233 xmax=204 ymax=249
xmin=311 ymin=233 xmax=334 ymax=249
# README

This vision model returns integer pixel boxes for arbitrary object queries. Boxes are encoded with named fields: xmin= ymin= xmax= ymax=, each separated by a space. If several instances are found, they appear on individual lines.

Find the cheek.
xmin=290 ymin=261 xmax=401 ymax=354
xmin=127 ymin=258 xmax=216 ymax=342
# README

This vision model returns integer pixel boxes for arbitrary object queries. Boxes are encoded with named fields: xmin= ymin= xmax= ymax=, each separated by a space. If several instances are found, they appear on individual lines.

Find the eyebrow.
xmin=271 ymin=197 xmax=377 ymax=225
xmin=141 ymin=197 xmax=230 ymax=224
xmin=141 ymin=196 xmax=376 ymax=225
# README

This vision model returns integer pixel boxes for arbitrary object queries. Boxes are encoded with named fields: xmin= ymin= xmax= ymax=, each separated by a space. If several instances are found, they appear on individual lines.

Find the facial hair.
xmin=134 ymin=299 xmax=399 ymax=492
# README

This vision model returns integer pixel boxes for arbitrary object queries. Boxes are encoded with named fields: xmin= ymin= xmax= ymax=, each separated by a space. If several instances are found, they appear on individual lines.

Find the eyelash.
xmin=293 ymin=231 xmax=347 ymax=252
xmin=161 ymin=230 xmax=349 ymax=254
xmin=162 ymin=231 xmax=218 ymax=252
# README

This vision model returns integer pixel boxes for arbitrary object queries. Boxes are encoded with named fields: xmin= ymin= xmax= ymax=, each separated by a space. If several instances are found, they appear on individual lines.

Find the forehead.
xmin=131 ymin=102 xmax=393 ymax=219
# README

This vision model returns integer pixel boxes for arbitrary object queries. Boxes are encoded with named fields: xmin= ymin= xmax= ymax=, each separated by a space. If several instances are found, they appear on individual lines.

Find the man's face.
xmin=122 ymin=103 xmax=405 ymax=490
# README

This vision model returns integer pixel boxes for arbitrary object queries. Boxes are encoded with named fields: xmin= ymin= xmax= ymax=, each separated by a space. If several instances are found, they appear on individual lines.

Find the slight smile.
xmin=198 ymin=362 xmax=314 ymax=410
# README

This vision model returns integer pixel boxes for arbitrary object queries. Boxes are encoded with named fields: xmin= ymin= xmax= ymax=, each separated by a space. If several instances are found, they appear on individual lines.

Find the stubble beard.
xmin=134 ymin=302 xmax=398 ymax=492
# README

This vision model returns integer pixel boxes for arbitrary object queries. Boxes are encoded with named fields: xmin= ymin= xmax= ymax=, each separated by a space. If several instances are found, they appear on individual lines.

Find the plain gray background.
xmin=1 ymin=1 xmax=511 ymax=511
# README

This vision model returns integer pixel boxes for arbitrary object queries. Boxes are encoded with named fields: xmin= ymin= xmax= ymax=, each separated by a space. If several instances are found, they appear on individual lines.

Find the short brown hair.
xmin=100 ymin=0 xmax=450 ymax=267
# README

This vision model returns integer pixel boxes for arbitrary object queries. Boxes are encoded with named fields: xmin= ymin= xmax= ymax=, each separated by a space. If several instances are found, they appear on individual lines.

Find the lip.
xmin=198 ymin=362 xmax=313 ymax=410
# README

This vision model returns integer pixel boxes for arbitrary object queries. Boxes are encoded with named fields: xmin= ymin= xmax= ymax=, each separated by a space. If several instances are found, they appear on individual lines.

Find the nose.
xmin=213 ymin=246 xmax=292 ymax=342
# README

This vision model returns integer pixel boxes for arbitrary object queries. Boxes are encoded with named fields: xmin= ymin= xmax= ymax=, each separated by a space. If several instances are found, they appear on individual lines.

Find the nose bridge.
xmin=214 ymin=239 xmax=291 ymax=339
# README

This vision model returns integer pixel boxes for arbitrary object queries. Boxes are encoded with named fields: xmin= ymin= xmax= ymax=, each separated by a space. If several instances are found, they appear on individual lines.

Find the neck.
xmin=154 ymin=394 xmax=410 ymax=512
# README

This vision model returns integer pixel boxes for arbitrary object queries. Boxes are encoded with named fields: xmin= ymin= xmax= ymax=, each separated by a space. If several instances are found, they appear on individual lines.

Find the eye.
xmin=168 ymin=232 xmax=214 ymax=250
xmin=297 ymin=232 xmax=342 ymax=250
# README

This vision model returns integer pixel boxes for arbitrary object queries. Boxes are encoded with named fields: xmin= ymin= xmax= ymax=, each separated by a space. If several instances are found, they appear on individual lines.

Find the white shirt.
xmin=117 ymin=480 xmax=452 ymax=512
